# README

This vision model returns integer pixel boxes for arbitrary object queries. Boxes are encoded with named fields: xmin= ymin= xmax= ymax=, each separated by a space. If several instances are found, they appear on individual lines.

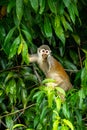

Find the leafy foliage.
xmin=0 ymin=0 xmax=87 ymax=129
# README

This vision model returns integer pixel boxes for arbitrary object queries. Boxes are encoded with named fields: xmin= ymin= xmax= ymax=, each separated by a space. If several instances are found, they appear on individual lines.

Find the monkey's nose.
xmin=42 ymin=54 xmax=47 ymax=58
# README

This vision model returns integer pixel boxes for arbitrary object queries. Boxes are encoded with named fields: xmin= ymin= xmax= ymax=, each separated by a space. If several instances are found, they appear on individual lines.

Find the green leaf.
xmin=64 ymin=60 xmax=77 ymax=70
xmin=5 ymin=72 xmax=14 ymax=83
xmin=81 ymin=68 xmax=87 ymax=88
xmin=4 ymin=27 xmax=16 ymax=50
xmin=7 ymin=0 xmax=15 ymax=13
xmin=61 ymin=16 xmax=73 ymax=32
xmin=16 ymin=0 xmax=23 ymax=21
xmin=53 ymin=120 xmax=59 ymax=130
xmin=40 ymin=106 xmax=49 ymax=122
xmin=22 ymin=29 xmax=32 ymax=43
xmin=63 ymin=0 xmax=71 ymax=7
xmin=55 ymin=97 xmax=61 ymax=112
xmin=22 ymin=40 xmax=29 ymax=64
xmin=54 ymin=15 xmax=65 ymax=45
xmin=55 ymin=87 xmax=65 ymax=96
xmin=47 ymin=89 xmax=54 ymax=107
xmin=9 ymin=36 xmax=20 ymax=59
xmin=72 ymin=34 xmax=80 ymax=45
xmin=39 ymin=0 xmax=45 ymax=14
xmin=21 ymin=88 xmax=27 ymax=108
xmin=29 ymin=0 xmax=38 ymax=12
xmin=48 ymin=0 xmax=57 ymax=14
xmin=18 ymin=42 xmax=23 ymax=55
xmin=62 ymin=103 xmax=70 ymax=119
xmin=6 ymin=116 xmax=13 ymax=129
xmin=44 ymin=16 xmax=52 ymax=38
xmin=61 ymin=125 xmax=69 ymax=130
xmin=42 ymin=78 xmax=55 ymax=84
xmin=69 ymin=50 xmax=78 ymax=64
xmin=6 ymin=79 xmax=16 ymax=104
xmin=63 ymin=119 xmax=74 ymax=130
xmin=13 ymin=124 xmax=26 ymax=129
xmin=78 ymin=88 xmax=85 ymax=109
xmin=68 ymin=3 xmax=75 ymax=24
xmin=36 ymin=92 xmax=44 ymax=105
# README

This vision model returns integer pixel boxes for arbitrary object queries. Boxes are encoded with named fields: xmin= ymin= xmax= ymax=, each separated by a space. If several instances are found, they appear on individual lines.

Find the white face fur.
xmin=38 ymin=48 xmax=51 ymax=59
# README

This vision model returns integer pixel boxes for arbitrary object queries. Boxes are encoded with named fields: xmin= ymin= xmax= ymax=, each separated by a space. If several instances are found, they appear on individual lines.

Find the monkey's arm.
xmin=29 ymin=54 xmax=38 ymax=63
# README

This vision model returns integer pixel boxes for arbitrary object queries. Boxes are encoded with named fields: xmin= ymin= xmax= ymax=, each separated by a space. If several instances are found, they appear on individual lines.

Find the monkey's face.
xmin=38 ymin=48 xmax=51 ymax=59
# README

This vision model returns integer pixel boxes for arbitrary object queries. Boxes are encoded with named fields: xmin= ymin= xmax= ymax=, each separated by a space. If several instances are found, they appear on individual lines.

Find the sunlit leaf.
xmin=55 ymin=97 xmax=61 ymax=112
xmin=42 ymin=78 xmax=55 ymax=84
xmin=22 ymin=40 xmax=29 ymax=64
xmin=61 ymin=125 xmax=69 ymax=130
xmin=63 ymin=119 xmax=74 ymax=130
xmin=13 ymin=124 xmax=26 ymax=129
xmin=53 ymin=119 xmax=59 ymax=130
xmin=18 ymin=42 xmax=23 ymax=55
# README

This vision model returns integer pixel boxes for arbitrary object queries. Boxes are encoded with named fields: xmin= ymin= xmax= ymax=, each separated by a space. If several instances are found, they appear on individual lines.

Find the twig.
xmin=78 ymin=47 xmax=82 ymax=68
xmin=0 ymin=104 xmax=35 ymax=119
xmin=0 ymin=120 xmax=7 ymax=128
xmin=0 ymin=65 xmax=32 ymax=73
xmin=33 ymin=64 xmax=42 ymax=83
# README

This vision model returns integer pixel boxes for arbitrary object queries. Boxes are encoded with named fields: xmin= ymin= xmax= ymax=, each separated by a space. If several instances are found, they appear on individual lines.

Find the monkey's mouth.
xmin=42 ymin=54 xmax=48 ymax=59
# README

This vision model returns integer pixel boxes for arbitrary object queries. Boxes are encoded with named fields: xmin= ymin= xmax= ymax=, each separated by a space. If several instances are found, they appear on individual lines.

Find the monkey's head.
xmin=37 ymin=45 xmax=51 ymax=59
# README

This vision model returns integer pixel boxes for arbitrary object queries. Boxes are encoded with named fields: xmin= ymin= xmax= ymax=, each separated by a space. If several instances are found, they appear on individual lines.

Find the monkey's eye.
xmin=41 ymin=49 xmax=45 ymax=53
xmin=46 ymin=50 xmax=49 ymax=54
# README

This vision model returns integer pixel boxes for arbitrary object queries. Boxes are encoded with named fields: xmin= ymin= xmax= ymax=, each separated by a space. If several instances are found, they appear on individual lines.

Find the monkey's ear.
xmin=37 ymin=48 xmax=40 ymax=53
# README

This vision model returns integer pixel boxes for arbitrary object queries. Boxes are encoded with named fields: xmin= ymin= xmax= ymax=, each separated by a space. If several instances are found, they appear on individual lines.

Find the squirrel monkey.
xmin=29 ymin=45 xmax=72 ymax=91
